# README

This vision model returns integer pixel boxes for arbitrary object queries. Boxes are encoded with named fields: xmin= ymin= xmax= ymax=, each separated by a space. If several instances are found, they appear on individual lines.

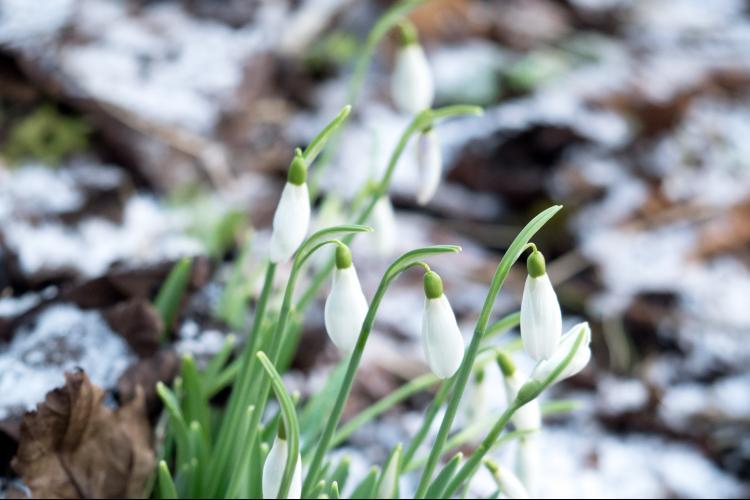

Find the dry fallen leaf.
xmin=9 ymin=371 xmax=154 ymax=499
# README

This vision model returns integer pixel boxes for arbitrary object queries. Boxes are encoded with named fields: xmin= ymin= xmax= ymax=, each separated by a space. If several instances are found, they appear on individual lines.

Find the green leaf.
xmin=302 ymin=105 xmax=352 ymax=165
xmin=156 ymin=382 xmax=190 ymax=469
xmin=300 ymin=359 xmax=349 ymax=453
xmin=154 ymin=257 xmax=193 ymax=341
xmin=327 ymin=456 xmax=351 ymax=494
xmin=385 ymin=245 xmax=462 ymax=281
xmin=425 ymin=452 xmax=463 ymax=499
xmin=297 ymin=224 xmax=373 ymax=266
xmin=376 ymin=444 xmax=402 ymax=499
xmin=158 ymin=461 xmax=179 ymax=499
xmin=350 ymin=466 xmax=380 ymax=499
xmin=330 ymin=481 xmax=341 ymax=500
xmin=202 ymin=334 xmax=236 ymax=388
xmin=180 ymin=354 xmax=210 ymax=441
xmin=257 ymin=352 xmax=301 ymax=500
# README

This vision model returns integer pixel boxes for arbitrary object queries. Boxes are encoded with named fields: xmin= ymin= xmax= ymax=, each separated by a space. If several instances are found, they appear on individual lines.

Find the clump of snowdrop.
xmin=324 ymin=244 xmax=369 ymax=354
xmin=415 ymin=127 xmax=442 ymax=205
xmin=520 ymin=245 xmax=562 ymax=361
xmin=421 ymin=269 xmax=465 ymax=379
xmin=269 ymin=151 xmax=311 ymax=263
xmin=262 ymin=423 xmax=302 ymax=499
xmin=391 ymin=22 xmax=434 ymax=114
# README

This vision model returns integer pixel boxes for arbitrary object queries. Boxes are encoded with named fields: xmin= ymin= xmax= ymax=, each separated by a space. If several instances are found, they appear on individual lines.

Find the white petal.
xmin=421 ymin=295 xmax=465 ymax=379
xmin=324 ymin=265 xmax=369 ymax=354
xmin=516 ymin=433 xmax=541 ymax=497
xmin=370 ymin=197 xmax=397 ymax=257
xmin=269 ymin=182 xmax=310 ymax=263
xmin=262 ymin=437 xmax=302 ymax=499
xmin=495 ymin=465 xmax=530 ymax=500
xmin=391 ymin=44 xmax=434 ymax=114
xmin=532 ymin=322 xmax=591 ymax=384
xmin=520 ymin=273 xmax=562 ymax=361
xmin=503 ymin=371 xmax=541 ymax=431
xmin=416 ymin=129 xmax=442 ymax=205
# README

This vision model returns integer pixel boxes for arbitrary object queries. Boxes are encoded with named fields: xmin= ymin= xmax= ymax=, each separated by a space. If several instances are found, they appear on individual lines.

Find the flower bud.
xmin=262 ymin=425 xmax=302 ymax=499
xmin=520 ymin=247 xmax=562 ymax=361
xmin=531 ymin=322 xmax=592 ymax=385
xmin=416 ymin=128 xmax=442 ymax=205
xmin=324 ymin=245 xmax=369 ymax=354
xmin=269 ymin=154 xmax=310 ymax=263
xmin=391 ymin=28 xmax=434 ymax=114
xmin=371 ymin=196 xmax=397 ymax=257
xmin=485 ymin=459 xmax=530 ymax=500
xmin=421 ymin=271 xmax=464 ymax=379
xmin=502 ymin=365 xmax=541 ymax=432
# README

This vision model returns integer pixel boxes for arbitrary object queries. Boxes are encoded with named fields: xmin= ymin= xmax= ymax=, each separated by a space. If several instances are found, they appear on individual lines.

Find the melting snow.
xmin=0 ymin=303 xmax=135 ymax=419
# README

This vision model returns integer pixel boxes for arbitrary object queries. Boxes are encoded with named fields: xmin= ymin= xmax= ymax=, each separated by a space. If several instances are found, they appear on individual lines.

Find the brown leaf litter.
xmin=7 ymin=371 xmax=154 ymax=499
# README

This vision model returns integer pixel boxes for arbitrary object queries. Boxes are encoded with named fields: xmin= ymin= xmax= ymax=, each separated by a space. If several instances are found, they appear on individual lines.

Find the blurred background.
xmin=1 ymin=0 xmax=749 ymax=498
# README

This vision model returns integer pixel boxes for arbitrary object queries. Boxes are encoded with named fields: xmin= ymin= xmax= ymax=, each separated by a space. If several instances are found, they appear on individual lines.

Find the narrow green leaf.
xmin=302 ymin=105 xmax=352 ymax=165
xmin=310 ymin=480 xmax=328 ymax=499
xmin=385 ymin=245 xmax=462 ymax=281
xmin=376 ymin=443 xmax=402 ymax=499
xmin=327 ymin=456 xmax=351 ymax=494
xmin=350 ymin=466 xmax=380 ymax=499
xmin=154 ymin=257 xmax=193 ymax=341
xmin=425 ymin=453 xmax=463 ymax=499
xmin=300 ymin=360 xmax=349 ymax=453
xmin=330 ymin=481 xmax=341 ymax=500
xmin=297 ymin=224 xmax=373 ymax=266
xmin=156 ymin=382 xmax=190 ymax=469
xmin=180 ymin=354 xmax=210 ymax=440
xmin=257 ymin=352 xmax=301 ymax=500
xmin=158 ymin=461 xmax=179 ymax=500
xmin=202 ymin=334 xmax=236 ymax=387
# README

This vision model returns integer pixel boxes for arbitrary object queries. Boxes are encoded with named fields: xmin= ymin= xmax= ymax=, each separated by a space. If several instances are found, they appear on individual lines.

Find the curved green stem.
xmin=302 ymin=245 xmax=461 ymax=496
xmin=441 ymin=328 xmax=587 ymax=497
xmin=413 ymin=205 xmax=562 ymax=498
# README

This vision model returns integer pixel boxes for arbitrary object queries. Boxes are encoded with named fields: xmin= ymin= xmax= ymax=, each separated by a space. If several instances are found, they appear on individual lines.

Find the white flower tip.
xmin=324 ymin=266 xmax=369 ymax=354
xmin=422 ymin=295 xmax=465 ymax=379
xmin=269 ymin=182 xmax=311 ymax=263
xmin=520 ymin=273 xmax=562 ymax=361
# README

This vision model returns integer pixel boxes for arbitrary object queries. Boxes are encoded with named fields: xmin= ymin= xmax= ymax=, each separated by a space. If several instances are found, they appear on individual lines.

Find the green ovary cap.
xmin=526 ymin=249 xmax=546 ymax=278
xmin=423 ymin=270 xmax=444 ymax=299
xmin=335 ymin=244 xmax=353 ymax=269
xmin=287 ymin=154 xmax=307 ymax=185
xmin=496 ymin=352 xmax=516 ymax=377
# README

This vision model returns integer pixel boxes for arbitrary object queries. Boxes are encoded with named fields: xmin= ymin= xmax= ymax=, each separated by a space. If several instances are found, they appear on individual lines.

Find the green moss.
xmin=3 ymin=104 xmax=90 ymax=166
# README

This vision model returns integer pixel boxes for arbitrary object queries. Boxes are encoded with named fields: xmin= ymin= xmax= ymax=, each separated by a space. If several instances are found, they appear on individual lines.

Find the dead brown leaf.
xmin=10 ymin=371 xmax=154 ymax=499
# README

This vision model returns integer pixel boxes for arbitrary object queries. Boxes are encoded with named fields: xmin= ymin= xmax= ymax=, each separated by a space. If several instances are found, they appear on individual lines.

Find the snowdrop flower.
xmin=520 ymin=246 xmax=562 ymax=361
xmin=516 ymin=434 xmax=541 ymax=497
xmin=391 ymin=24 xmax=434 ymax=114
xmin=269 ymin=153 xmax=311 ymax=263
xmin=262 ymin=424 xmax=302 ymax=499
xmin=416 ymin=128 xmax=442 ymax=205
xmin=485 ymin=460 xmax=530 ymax=500
xmin=531 ymin=322 xmax=592 ymax=385
xmin=421 ymin=270 xmax=464 ymax=379
xmin=324 ymin=244 xmax=369 ymax=354
xmin=497 ymin=352 xmax=541 ymax=432
xmin=371 ymin=196 xmax=397 ymax=256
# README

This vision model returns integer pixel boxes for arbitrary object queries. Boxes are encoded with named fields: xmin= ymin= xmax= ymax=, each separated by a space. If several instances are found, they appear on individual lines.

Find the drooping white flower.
xmin=520 ymin=248 xmax=562 ymax=361
xmin=516 ymin=434 xmax=541 ymax=497
xmin=531 ymin=322 xmax=592 ymax=385
xmin=324 ymin=245 xmax=369 ymax=354
xmin=497 ymin=352 xmax=541 ymax=432
xmin=391 ymin=38 xmax=434 ymax=114
xmin=269 ymin=155 xmax=310 ymax=263
xmin=416 ymin=128 xmax=442 ymax=205
xmin=370 ymin=196 xmax=397 ymax=257
xmin=486 ymin=461 xmax=530 ymax=500
xmin=262 ymin=428 xmax=302 ymax=499
xmin=421 ymin=270 xmax=464 ymax=379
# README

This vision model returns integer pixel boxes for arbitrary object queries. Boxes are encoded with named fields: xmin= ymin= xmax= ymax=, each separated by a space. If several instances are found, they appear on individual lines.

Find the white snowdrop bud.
xmin=269 ymin=155 xmax=311 ymax=263
xmin=416 ymin=128 xmax=442 ymax=205
xmin=516 ymin=434 xmax=541 ymax=497
xmin=421 ymin=270 xmax=464 ymax=379
xmin=391 ymin=26 xmax=434 ymax=114
xmin=324 ymin=245 xmax=369 ymax=354
xmin=531 ymin=322 xmax=592 ymax=385
xmin=485 ymin=460 xmax=530 ymax=500
xmin=262 ymin=424 xmax=302 ymax=499
xmin=371 ymin=196 xmax=397 ymax=257
xmin=520 ymin=247 xmax=562 ymax=361
xmin=497 ymin=353 xmax=541 ymax=432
